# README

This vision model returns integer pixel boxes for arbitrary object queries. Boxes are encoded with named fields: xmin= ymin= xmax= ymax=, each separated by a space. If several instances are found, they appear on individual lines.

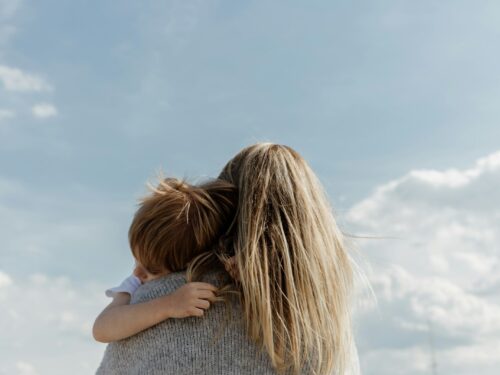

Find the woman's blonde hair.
xmin=190 ymin=143 xmax=357 ymax=375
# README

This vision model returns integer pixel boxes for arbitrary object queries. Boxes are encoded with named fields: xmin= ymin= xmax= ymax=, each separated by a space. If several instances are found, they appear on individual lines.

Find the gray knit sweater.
xmin=96 ymin=270 xmax=287 ymax=375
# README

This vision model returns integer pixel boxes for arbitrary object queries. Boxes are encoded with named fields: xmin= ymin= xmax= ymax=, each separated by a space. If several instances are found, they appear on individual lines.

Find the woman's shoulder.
xmin=98 ymin=269 xmax=283 ymax=375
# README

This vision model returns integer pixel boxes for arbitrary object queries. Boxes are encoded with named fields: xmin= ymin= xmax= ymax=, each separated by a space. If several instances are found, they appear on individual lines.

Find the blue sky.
xmin=1 ymin=1 xmax=499 ymax=374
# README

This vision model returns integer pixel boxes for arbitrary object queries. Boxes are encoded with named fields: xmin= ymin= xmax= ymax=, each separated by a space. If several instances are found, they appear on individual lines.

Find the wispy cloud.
xmin=0 ymin=0 xmax=20 ymax=48
xmin=0 ymin=270 xmax=12 ymax=287
xmin=16 ymin=361 xmax=39 ymax=375
xmin=0 ymin=175 xmax=134 ymax=280
xmin=0 ymin=108 xmax=15 ymax=120
xmin=31 ymin=103 xmax=58 ymax=118
xmin=0 ymin=0 xmax=21 ymax=19
xmin=0 ymin=270 xmax=106 ymax=374
xmin=0 ymin=65 xmax=52 ymax=92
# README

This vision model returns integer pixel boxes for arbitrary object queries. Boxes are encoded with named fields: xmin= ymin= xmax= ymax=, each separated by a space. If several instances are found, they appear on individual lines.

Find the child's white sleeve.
xmin=105 ymin=275 xmax=142 ymax=298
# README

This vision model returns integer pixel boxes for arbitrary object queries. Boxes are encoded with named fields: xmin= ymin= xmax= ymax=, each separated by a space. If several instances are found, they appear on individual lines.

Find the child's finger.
xmin=195 ymin=299 xmax=210 ymax=310
xmin=190 ymin=307 xmax=204 ymax=317
xmin=196 ymin=290 xmax=216 ymax=299
xmin=189 ymin=282 xmax=218 ymax=291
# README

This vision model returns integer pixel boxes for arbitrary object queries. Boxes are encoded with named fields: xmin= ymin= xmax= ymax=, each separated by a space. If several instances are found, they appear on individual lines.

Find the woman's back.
xmin=96 ymin=270 xmax=287 ymax=375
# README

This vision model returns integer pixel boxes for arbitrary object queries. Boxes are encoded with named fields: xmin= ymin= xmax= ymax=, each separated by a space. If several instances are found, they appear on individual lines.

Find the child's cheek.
xmin=133 ymin=267 xmax=149 ymax=283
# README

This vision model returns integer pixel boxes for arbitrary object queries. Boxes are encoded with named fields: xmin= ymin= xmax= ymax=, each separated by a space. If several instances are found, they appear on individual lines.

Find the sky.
xmin=0 ymin=0 xmax=499 ymax=374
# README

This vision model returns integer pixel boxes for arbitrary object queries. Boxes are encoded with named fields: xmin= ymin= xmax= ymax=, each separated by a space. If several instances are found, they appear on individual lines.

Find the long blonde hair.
xmin=189 ymin=143 xmax=357 ymax=375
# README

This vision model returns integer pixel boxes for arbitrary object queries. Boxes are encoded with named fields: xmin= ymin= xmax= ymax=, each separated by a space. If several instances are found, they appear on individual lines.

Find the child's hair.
xmin=128 ymin=176 xmax=237 ymax=275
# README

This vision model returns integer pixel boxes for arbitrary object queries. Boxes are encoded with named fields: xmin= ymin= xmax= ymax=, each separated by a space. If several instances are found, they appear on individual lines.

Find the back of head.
xmin=129 ymin=177 xmax=237 ymax=274
xmin=218 ymin=143 xmax=355 ymax=375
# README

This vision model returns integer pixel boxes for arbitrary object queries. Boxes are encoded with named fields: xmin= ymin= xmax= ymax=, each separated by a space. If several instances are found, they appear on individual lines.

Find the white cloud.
xmin=0 ymin=272 xmax=107 ymax=375
xmin=0 ymin=175 xmax=142 ymax=372
xmin=362 ymin=266 xmax=500 ymax=338
xmin=347 ymin=150 xmax=500 ymax=374
xmin=31 ymin=103 xmax=58 ymax=118
xmin=0 ymin=108 xmax=15 ymax=120
xmin=16 ymin=361 xmax=39 ymax=375
xmin=0 ymin=65 xmax=52 ymax=92
xmin=361 ymin=346 xmax=430 ymax=375
xmin=0 ymin=270 xmax=12 ymax=287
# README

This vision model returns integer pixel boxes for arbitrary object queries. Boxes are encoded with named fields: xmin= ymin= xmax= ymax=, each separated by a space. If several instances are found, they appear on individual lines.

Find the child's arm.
xmin=92 ymin=282 xmax=217 ymax=343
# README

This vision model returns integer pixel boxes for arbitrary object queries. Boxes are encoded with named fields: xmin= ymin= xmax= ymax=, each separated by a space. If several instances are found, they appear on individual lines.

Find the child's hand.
xmin=163 ymin=282 xmax=218 ymax=318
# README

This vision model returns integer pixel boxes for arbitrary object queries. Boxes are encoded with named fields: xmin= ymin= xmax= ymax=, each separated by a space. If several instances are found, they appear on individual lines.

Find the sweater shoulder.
xmin=131 ymin=269 xmax=230 ymax=304
xmin=97 ymin=268 xmax=285 ymax=375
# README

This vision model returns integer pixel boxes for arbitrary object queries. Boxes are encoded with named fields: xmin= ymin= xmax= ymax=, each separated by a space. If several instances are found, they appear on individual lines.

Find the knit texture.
xmin=95 ymin=270 xmax=288 ymax=375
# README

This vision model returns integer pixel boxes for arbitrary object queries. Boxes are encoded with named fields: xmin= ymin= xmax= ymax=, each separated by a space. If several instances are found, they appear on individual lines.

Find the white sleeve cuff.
xmin=105 ymin=275 xmax=142 ymax=298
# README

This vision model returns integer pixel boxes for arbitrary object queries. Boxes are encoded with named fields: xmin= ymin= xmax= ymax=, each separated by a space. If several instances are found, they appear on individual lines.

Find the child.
xmin=92 ymin=176 xmax=237 ymax=343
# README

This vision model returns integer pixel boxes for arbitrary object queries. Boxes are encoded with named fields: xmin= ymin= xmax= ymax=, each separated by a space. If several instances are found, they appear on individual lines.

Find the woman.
xmin=97 ymin=143 xmax=360 ymax=375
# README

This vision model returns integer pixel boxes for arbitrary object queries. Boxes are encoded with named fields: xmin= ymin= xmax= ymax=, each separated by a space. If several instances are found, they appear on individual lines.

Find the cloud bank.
xmin=348 ymin=150 xmax=500 ymax=375
xmin=0 ymin=270 xmax=107 ymax=375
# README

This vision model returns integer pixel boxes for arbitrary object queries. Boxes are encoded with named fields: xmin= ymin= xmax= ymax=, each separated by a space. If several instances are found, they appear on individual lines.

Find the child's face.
xmin=133 ymin=259 xmax=170 ymax=283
